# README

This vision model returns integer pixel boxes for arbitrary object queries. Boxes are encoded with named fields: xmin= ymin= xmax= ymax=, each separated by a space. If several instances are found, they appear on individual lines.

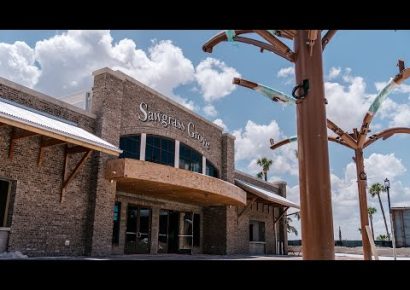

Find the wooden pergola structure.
xmin=203 ymin=30 xmax=337 ymax=259
xmin=233 ymin=60 xmax=410 ymax=260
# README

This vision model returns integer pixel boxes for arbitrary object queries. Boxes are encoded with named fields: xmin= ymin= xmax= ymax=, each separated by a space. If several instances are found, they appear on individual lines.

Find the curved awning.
xmin=235 ymin=179 xmax=299 ymax=209
xmin=106 ymin=158 xmax=247 ymax=206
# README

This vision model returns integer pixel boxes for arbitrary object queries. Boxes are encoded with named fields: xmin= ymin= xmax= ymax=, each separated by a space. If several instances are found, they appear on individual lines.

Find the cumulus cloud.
xmin=203 ymin=104 xmax=217 ymax=117
xmin=0 ymin=30 xmax=198 ymax=110
xmin=288 ymin=152 xmax=409 ymax=240
xmin=0 ymin=41 xmax=40 ymax=87
xmin=195 ymin=57 xmax=240 ymax=103
xmin=277 ymin=66 xmax=295 ymax=78
xmin=327 ymin=67 xmax=341 ymax=80
xmin=377 ymin=96 xmax=410 ymax=127
xmin=332 ymin=153 xmax=407 ymax=240
xmin=325 ymin=69 xmax=375 ymax=132
xmin=232 ymin=120 xmax=299 ymax=177
xmin=213 ymin=118 xmax=228 ymax=131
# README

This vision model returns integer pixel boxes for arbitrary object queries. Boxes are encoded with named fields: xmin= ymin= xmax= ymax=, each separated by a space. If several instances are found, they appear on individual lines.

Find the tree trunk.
xmin=264 ymin=170 xmax=267 ymax=182
xmin=377 ymin=193 xmax=390 ymax=240
xmin=369 ymin=215 xmax=374 ymax=241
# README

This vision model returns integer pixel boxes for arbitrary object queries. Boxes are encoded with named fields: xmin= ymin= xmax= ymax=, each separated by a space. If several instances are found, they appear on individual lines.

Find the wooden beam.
xmin=61 ymin=145 xmax=69 ymax=203
xmin=238 ymin=197 xmax=258 ymax=219
xmin=61 ymin=149 xmax=91 ymax=203
xmin=365 ymin=225 xmax=379 ymax=260
xmin=322 ymin=30 xmax=337 ymax=51
xmin=274 ymin=207 xmax=289 ymax=224
xmin=66 ymin=145 xmax=89 ymax=154
xmin=41 ymin=138 xmax=67 ymax=148
xmin=38 ymin=137 xmax=67 ymax=166
xmin=9 ymin=128 xmax=39 ymax=160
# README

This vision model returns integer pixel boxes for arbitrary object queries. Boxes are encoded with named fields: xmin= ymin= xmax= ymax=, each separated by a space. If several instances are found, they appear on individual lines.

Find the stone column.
xmin=88 ymin=68 xmax=125 ymax=256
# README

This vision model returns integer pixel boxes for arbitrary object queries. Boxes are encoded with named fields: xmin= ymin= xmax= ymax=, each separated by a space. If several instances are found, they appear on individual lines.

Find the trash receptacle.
xmin=0 ymin=227 xmax=10 ymax=253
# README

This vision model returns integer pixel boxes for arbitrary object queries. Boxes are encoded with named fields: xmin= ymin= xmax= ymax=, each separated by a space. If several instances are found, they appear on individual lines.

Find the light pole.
xmin=384 ymin=178 xmax=396 ymax=260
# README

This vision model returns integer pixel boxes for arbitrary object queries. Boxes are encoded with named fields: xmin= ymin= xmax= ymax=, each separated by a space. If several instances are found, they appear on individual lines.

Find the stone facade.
xmin=0 ymin=68 xmax=292 ymax=257
xmin=0 ymin=80 xmax=96 ymax=256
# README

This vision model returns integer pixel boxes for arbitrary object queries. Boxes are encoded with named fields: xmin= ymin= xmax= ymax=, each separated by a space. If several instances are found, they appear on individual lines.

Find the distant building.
xmin=0 ymin=69 xmax=298 ymax=257
xmin=392 ymin=207 xmax=410 ymax=247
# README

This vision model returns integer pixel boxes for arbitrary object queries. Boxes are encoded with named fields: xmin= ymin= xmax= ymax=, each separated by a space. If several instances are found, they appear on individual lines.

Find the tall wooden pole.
xmin=354 ymin=149 xmax=372 ymax=260
xmin=294 ymin=31 xmax=335 ymax=259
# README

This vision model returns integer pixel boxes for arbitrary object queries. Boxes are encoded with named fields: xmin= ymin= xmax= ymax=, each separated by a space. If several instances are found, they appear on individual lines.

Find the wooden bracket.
xmin=8 ymin=128 xmax=38 ymax=160
xmin=237 ymin=197 xmax=258 ymax=220
xmin=37 ymin=137 xmax=66 ymax=166
xmin=60 ymin=146 xmax=92 ymax=203
xmin=273 ymin=207 xmax=289 ymax=224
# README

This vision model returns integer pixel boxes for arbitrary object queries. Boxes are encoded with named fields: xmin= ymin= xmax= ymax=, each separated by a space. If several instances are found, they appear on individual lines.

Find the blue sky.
xmin=1 ymin=30 xmax=410 ymax=240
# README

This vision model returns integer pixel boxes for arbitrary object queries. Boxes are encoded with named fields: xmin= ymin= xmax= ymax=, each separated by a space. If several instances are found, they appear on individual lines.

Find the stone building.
xmin=0 ymin=68 xmax=298 ymax=257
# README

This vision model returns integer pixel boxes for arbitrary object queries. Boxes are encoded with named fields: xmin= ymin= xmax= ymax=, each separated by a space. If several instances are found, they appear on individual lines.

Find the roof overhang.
xmin=235 ymin=179 xmax=299 ymax=209
xmin=105 ymin=158 xmax=247 ymax=206
xmin=0 ymin=97 xmax=121 ymax=156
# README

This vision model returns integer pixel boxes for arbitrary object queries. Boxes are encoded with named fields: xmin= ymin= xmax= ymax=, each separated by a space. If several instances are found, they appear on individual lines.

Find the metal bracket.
xmin=292 ymin=79 xmax=309 ymax=100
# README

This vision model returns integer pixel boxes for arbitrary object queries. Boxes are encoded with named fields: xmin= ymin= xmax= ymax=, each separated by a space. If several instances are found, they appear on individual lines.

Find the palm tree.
xmin=377 ymin=234 xmax=388 ymax=241
xmin=256 ymin=157 xmax=273 ymax=182
xmin=369 ymin=183 xmax=390 ymax=240
xmin=286 ymin=211 xmax=300 ymax=236
xmin=367 ymin=207 xmax=377 ymax=241
xmin=256 ymin=172 xmax=264 ymax=179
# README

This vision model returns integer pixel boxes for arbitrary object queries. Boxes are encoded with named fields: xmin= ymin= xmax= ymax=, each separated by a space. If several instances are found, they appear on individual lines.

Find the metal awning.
xmin=0 ymin=97 xmax=121 ymax=156
xmin=234 ymin=179 xmax=299 ymax=209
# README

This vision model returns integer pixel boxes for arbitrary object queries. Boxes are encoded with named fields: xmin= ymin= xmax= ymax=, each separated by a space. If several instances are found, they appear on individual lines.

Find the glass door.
xmin=125 ymin=205 xmax=151 ymax=254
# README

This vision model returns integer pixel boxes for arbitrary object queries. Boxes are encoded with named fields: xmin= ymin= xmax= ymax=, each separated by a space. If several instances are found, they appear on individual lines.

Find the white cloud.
xmin=327 ymin=67 xmax=341 ymax=80
xmin=326 ymin=69 xmax=374 ymax=131
xmin=378 ymin=97 xmax=410 ymax=127
xmin=289 ymin=152 xmax=409 ymax=240
xmin=195 ymin=57 xmax=240 ymax=103
xmin=233 ymin=120 xmax=299 ymax=177
xmin=0 ymin=30 xmax=197 ymax=110
xmin=233 ymin=120 xmax=282 ymax=161
xmin=213 ymin=118 xmax=227 ymax=131
xmin=203 ymin=104 xmax=217 ymax=117
xmin=0 ymin=41 xmax=40 ymax=87
xmin=277 ymin=66 xmax=294 ymax=78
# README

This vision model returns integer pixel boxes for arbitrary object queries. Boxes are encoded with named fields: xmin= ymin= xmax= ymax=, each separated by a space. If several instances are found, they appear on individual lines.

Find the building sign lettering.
xmin=138 ymin=102 xmax=210 ymax=149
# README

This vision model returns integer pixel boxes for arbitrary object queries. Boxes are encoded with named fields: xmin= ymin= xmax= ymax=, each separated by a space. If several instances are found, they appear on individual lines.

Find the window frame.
xmin=145 ymin=135 xmax=175 ymax=167
xmin=119 ymin=134 xmax=141 ymax=160
xmin=179 ymin=142 xmax=203 ymax=174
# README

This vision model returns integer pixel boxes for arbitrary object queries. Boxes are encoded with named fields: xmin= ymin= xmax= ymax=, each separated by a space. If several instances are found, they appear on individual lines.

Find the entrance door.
xmin=158 ymin=210 xmax=179 ymax=253
xmin=125 ymin=205 xmax=151 ymax=254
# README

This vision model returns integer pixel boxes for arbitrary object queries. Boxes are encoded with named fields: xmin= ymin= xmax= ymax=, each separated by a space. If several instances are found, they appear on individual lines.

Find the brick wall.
xmin=0 ymin=81 xmax=96 ymax=256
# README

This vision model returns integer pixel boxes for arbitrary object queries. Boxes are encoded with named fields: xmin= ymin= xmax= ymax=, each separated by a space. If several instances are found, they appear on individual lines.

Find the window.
xmin=206 ymin=160 xmax=218 ymax=178
xmin=0 ymin=180 xmax=10 ymax=227
xmin=145 ymin=135 xmax=175 ymax=166
xmin=112 ymin=201 xmax=121 ymax=245
xmin=249 ymin=220 xmax=265 ymax=242
xmin=119 ymin=135 xmax=140 ymax=159
xmin=179 ymin=143 xmax=202 ymax=173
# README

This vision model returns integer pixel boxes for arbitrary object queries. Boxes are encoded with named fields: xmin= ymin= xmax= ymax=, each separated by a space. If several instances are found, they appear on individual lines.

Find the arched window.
xmin=206 ymin=160 xmax=218 ymax=178
xmin=179 ymin=143 xmax=202 ymax=174
xmin=145 ymin=135 xmax=175 ymax=167
xmin=119 ymin=135 xmax=141 ymax=159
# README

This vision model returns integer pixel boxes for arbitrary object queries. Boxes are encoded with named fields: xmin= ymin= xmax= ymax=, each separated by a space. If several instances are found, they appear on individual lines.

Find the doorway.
xmin=158 ymin=210 xmax=179 ymax=253
xmin=125 ymin=205 xmax=151 ymax=254
xmin=0 ymin=180 xmax=10 ymax=227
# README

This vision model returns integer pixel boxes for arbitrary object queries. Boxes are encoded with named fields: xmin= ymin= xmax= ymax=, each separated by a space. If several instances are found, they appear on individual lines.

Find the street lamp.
xmin=384 ymin=178 xmax=396 ymax=260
